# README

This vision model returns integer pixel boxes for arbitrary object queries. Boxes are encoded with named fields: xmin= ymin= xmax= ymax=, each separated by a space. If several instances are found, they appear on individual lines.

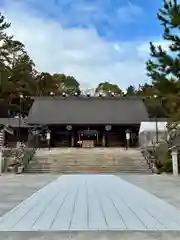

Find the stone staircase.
xmin=24 ymin=148 xmax=152 ymax=174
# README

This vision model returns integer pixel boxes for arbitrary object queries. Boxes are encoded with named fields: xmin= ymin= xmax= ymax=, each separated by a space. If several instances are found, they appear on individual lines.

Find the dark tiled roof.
xmin=27 ymin=96 xmax=149 ymax=125
xmin=0 ymin=118 xmax=29 ymax=128
xmin=149 ymin=118 xmax=168 ymax=122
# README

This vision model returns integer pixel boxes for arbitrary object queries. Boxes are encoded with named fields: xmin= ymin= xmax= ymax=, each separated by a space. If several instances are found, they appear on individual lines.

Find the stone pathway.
xmin=120 ymin=174 xmax=180 ymax=210
xmin=1 ymin=174 xmax=180 ymax=232
xmin=0 ymin=174 xmax=58 ymax=217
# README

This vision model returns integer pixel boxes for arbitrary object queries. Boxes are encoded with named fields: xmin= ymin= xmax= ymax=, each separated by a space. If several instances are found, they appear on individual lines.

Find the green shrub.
xmin=161 ymin=159 xmax=173 ymax=173
xmin=155 ymin=141 xmax=172 ymax=173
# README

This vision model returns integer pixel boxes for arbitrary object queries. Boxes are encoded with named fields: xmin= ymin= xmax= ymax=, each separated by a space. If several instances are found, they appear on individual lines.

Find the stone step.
xmin=25 ymin=168 xmax=151 ymax=174
xmin=34 ymin=154 xmax=144 ymax=157
xmin=25 ymin=169 xmax=152 ymax=174
xmin=27 ymin=166 xmax=150 ymax=172
xmin=26 ymin=166 xmax=151 ymax=172
xmin=36 ymin=155 xmax=144 ymax=158
xmin=30 ymin=158 xmax=146 ymax=162
xmin=35 ymin=154 xmax=144 ymax=158
xmin=33 ymin=156 xmax=144 ymax=159
xmin=34 ymin=153 xmax=143 ymax=157
xmin=33 ymin=158 xmax=145 ymax=163
xmin=28 ymin=163 xmax=149 ymax=168
xmin=25 ymin=164 xmax=151 ymax=170
xmin=27 ymin=162 xmax=149 ymax=168
xmin=26 ymin=160 xmax=149 ymax=166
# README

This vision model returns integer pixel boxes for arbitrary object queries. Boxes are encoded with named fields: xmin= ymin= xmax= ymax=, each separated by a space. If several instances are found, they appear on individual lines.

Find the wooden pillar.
xmin=71 ymin=132 xmax=74 ymax=147
xmin=102 ymin=134 xmax=106 ymax=147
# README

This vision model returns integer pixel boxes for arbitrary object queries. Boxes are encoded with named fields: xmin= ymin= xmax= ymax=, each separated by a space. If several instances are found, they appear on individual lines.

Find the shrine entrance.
xmin=77 ymin=130 xmax=100 ymax=148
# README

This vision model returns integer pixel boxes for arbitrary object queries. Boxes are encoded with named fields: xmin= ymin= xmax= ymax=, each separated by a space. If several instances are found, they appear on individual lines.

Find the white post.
xmin=0 ymin=148 xmax=2 ymax=175
xmin=0 ymin=130 xmax=4 ymax=175
xmin=171 ymin=148 xmax=178 ymax=177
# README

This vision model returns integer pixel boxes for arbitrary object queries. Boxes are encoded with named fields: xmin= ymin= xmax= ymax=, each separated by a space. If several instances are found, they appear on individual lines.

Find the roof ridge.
xmin=36 ymin=96 xmax=140 ymax=101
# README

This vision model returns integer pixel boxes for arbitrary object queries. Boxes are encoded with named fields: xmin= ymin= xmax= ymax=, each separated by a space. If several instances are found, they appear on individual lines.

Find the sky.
xmin=0 ymin=0 xmax=165 ymax=90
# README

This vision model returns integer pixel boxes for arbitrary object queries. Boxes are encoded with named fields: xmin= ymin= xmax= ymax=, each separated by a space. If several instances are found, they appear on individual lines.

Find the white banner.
xmin=126 ymin=132 xmax=130 ymax=140
xmin=46 ymin=132 xmax=51 ymax=140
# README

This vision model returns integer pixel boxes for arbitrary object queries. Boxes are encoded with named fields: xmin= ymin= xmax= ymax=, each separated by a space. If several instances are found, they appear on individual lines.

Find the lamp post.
xmin=155 ymin=116 xmax=158 ymax=144
xmin=153 ymin=94 xmax=163 ymax=144
xmin=153 ymin=95 xmax=158 ymax=144
xmin=18 ymin=94 xmax=24 ymax=144
xmin=125 ymin=129 xmax=131 ymax=150
xmin=46 ymin=129 xmax=51 ymax=151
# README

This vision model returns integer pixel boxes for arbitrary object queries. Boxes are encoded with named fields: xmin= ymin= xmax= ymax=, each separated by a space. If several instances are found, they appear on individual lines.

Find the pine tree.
xmin=0 ymin=13 xmax=13 ymax=116
xmin=126 ymin=85 xmax=136 ymax=96
xmin=146 ymin=0 xmax=180 ymax=119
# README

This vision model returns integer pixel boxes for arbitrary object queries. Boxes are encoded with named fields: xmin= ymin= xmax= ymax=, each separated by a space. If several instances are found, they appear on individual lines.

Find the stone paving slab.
xmin=0 ymin=174 xmax=58 ymax=217
xmin=119 ymin=174 xmax=180 ymax=210
xmin=1 ymin=175 xmax=180 ymax=231
xmin=1 ymin=231 xmax=180 ymax=240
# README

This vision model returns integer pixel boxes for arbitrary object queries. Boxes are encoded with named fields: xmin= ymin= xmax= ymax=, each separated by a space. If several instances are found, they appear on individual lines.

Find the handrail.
xmin=22 ymin=148 xmax=36 ymax=169
xmin=15 ymin=143 xmax=36 ymax=173
xmin=141 ymin=147 xmax=158 ymax=172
